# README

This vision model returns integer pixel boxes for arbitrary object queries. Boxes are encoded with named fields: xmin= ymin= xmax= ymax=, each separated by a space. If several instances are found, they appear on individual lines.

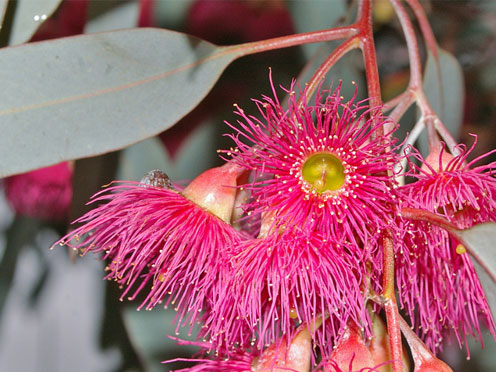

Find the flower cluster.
xmin=396 ymin=143 xmax=496 ymax=353
xmin=55 ymin=78 xmax=495 ymax=370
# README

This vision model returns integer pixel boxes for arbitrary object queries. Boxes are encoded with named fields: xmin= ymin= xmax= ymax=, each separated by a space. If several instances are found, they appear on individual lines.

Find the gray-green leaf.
xmin=458 ymin=222 xmax=496 ymax=320
xmin=6 ymin=0 xmax=62 ymax=45
xmin=0 ymin=28 xmax=242 ymax=178
xmin=418 ymin=47 xmax=464 ymax=154
xmin=0 ymin=0 xmax=8 ymax=30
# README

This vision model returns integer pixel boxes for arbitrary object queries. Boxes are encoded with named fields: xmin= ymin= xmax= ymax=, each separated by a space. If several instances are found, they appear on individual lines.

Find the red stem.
xmin=302 ymin=37 xmax=360 ymax=103
xmin=229 ymin=26 xmax=358 ymax=57
xmin=389 ymin=0 xmax=444 ymax=152
xmin=400 ymin=207 xmax=459 ymax=234
xmin=405 ymin=0 xmax=439 ymax=61
xmin=382 ymin=230 xmax=404 ymax=372
xmin=390 ymin=0 xmax=423 ymax=88
xmin=357 ymin=0 xmax=382 ymax=110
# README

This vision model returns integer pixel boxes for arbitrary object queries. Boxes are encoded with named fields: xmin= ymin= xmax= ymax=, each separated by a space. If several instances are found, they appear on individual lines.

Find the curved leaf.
xmin=7 ymin=0 xmax=62 ymax=45
xmin=0 ymin=0 xmax=7 ymax=29
xmin=458 ymin=222 xmax=496 ymax=320
xmin=418 ymin=47 xmax=464 ymax=154
xmin=0 ymin=28 xmax=242 ymax=178
xmin=85 ymin=0 xmax=139 ymax=33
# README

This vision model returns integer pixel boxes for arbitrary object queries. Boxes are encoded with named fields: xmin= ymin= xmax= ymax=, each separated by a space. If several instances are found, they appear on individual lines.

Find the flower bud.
xmin=182 ymin=162 xmax=243 ymax=223
xmin=328 ymin=323 xmax=376 ymax=371
xmin=252 ymin=326 xmax=312 ymax=372
xmin=399 ymin=318 xmax=453 ymax=372
xmin=421 ymin=147 xmax=454 ymax=174
xmin=327 ymin=316 xmax=409 ymax=372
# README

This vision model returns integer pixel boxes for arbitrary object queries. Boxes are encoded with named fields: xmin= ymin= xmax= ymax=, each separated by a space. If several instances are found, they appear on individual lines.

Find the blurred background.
xmin=0 ymin=1 xmax=495 ymax=371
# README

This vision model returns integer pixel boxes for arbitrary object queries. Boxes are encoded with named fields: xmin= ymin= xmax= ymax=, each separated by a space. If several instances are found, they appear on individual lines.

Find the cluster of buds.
xmin=55 ymin=78 xmax=496 ymax=371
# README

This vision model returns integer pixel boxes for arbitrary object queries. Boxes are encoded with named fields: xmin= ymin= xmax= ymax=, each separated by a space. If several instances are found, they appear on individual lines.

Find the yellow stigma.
xmin=302 ymin=153 xmax=345 ymax=193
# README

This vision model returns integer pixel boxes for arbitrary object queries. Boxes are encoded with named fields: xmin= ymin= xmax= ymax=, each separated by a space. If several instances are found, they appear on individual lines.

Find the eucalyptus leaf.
xmin=117 ymin=120 xmax=219 ymax=185
xmin=0 ymin=28 xmax=242 ymax=178
xmin=0 ymin=216 xmax=39 ymax=321
xmin=100 ymin=282 xmax=145 ymax=372
xmin=288 ymin=0 xmax=346 ymax=57
xmin=418 ymin=47 xmax=464 ymax=154
xmin=124 ymin=307 xmax=199 ymax=372
xmin=0 ymin=0 xmax=8 ymax=29
xmin=85 ymin=0 xmax=139 ymax=33
xmin=6 ymin=0 xmax=62 ymax=45
xmin=458 ymin=222 xmax=496 ymax=320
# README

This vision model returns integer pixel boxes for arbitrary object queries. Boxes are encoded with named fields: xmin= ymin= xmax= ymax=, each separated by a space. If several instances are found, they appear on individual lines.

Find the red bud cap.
xmin=399 ymin=318 xmax=453 ymax=372
xmin=328 ymin=323 xmax=376 ymax=371
xmin=182 ymin=162 xmax=243 ymax=223
xmin=326 ymin=316 xmax=409 ymax=372
xmin=421 ymin=147 xmax=454 ymax=174
xmin=252 ymin=326 xmax=312 ymax=372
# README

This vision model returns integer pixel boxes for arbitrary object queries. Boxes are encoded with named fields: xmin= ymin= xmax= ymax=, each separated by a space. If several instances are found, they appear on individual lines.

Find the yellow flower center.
xmin=301 ymin=153 xmax=345 ymax=193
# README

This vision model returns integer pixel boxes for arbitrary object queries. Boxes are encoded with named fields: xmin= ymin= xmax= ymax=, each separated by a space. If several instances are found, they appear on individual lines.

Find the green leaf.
xmin=124 ymin=307 xmax=199 ymax=372
xmin=0 ymin=0 xmax=8 ymax=29
xmin=288 ymin=0 xmax=346 ymax=58
xmin=5 ymin=0 xmax=62 ymax=45
xmin=0 ymin=28 xmax=242 ymax=178
xmin=85 ymin=0 xmax=138 ymax=33
xmin=458 ymin=222 xmax=496 ymax=320
xmin=100 ymin=282 xmax=145 ymax=372
xmin=418 ymin=47 xmax=464 ymax=154
xmin=0 ymin=216 xmax=40 ymax=321
xmin=117 ymin=120 xmax=219 ymax=183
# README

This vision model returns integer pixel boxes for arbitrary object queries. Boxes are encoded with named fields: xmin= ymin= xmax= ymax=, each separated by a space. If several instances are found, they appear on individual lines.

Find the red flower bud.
xmin=182 ymin=162 xmax=243 ymax=223
xmin=399 ymin=317 xmax=453 ymax=372
xmin=326 ymin=316 xmax=409 ymax=372
xmin=252 ymin=326 xmax=312 ymax=372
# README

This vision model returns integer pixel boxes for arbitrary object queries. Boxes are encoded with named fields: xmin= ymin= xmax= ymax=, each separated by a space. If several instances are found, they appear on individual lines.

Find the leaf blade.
xmin=7 ymin=0 xmax=62 ymax=45
xmin=0 ymin=0 xmax=8 ymax=29
xmin=418 ymin=47 xmax=464 ymax=154
xmin=0 ymin=28 xmax=240 ymax=177
xmin=458 ymin=222 xmax=496 ymax=319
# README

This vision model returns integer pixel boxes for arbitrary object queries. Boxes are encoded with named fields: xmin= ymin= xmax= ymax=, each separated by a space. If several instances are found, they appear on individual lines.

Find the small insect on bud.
xmin=140 ymin=169 xmax=173 ymax=189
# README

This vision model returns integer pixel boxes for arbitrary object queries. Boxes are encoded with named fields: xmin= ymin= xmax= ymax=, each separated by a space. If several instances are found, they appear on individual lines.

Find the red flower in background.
xmin=4 ymin=163 xmax=73 ymax=222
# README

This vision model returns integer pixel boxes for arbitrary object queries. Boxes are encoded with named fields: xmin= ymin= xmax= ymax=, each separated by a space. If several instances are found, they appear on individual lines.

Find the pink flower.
xmin=4 ymin=162 xmax=73 ymax=222
xmin=54 ymin=164 xmax=243 ymax=330
xmin=202 ymin=228 xmax=369 ymax=357
xmin=397 ymin=141 xmax=496 ymax=353
xmin=224 ymin=79 xmax=400 ymax=262
xmin=402 ymin=141 xmax=496 ymax=226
